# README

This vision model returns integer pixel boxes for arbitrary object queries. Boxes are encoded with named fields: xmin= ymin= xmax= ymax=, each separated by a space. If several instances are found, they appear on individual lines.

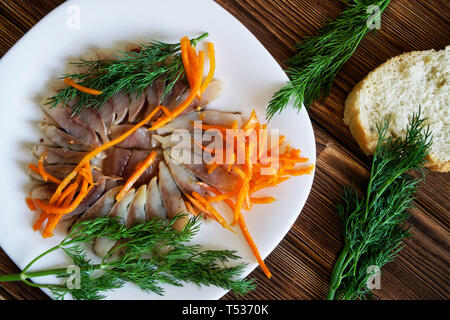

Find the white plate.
xmin=0 ymin=0 xmax=315 ymax=300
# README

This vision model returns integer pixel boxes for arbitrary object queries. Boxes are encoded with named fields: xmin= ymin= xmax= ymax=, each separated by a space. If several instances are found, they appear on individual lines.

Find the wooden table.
xmin=0 ymin=0 xmax=448 ymax=300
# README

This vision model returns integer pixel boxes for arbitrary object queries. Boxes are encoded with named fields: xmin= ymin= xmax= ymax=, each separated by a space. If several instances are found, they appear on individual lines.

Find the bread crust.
xmin=344 ymin=50 xmax=449 ymax=172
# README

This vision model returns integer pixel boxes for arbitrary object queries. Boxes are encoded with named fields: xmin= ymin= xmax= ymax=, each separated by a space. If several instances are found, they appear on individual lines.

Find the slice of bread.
xmin=344 ymin=46 xmax=449 ymax=172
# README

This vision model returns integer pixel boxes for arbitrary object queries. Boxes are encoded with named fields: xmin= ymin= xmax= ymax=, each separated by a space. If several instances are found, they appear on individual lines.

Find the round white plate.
xmin=0 ymin=0 xmax=315 ymax=300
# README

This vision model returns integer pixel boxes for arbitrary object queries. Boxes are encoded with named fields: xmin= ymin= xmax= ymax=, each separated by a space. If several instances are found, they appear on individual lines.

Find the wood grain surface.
xmin=0 ymin=0 xmax=448 ymax=300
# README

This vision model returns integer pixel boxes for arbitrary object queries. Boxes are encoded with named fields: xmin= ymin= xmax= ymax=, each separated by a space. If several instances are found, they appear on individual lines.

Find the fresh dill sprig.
xmin=327 ymin=111 xmax=432 ymax=300
xmin=266 ymin=0 xmax=390 ymax=119
xmin=0 ymin=215 xmax=255 ymax=300
xmin=46 ymin=33 xmax=209 ymax=114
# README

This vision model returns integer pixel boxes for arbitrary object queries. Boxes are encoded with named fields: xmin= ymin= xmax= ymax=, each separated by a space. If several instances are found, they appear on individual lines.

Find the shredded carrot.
xmin=26 ymin=198 xmax=37 ymax=211
xmin=200 ymin=42 xmax=215 ymax=94
xmin=184 ymin=200 xmax=198 ymax=216
xmin=238 ymin=214 xmax=272 ymax=279
xmin=64 ymin=78 xmax=103 ymax=95
xmin=184 ymin=193 xmax=215 ymax=219
xmin=56 ymin=181 xmax=80 ymax=206
xmin=116 ymin=151 xmax=157 ymax=202
xmin=33 ymin=212 xmax=49 ymax=231
xmin=180 ymin=36 xmax=194 ymax=88
xmin=28 ymin=164 xmax=62 ymax=184
xmin=233 ymin=180 xmax=249 ymax=225
xmin=196 ymin=181 xmax=271 ymax=279
xmin=79 ymin=163 xmax=94 ymax=185
xmin=38 ymin=152 xmax=48 ymax=182
xmin=192 ymin=122 xmax=228 ymax=133
xmin=250 ymin=196 xmax=276 ymax=204
xmin=43 ymin=178 xmax=81 ymax=237
xmin=191 ymin=192 xmax=234 ymax=232
xmin=35 ymin=182 xmax=93 ymax=215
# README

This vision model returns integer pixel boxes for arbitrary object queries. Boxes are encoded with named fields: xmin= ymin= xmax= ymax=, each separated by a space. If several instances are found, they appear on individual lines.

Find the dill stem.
xmin=327 ymin=241 xmax=353 ymax=300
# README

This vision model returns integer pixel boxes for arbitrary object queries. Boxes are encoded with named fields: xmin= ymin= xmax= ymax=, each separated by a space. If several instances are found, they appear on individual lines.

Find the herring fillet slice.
xmin=94 ymin=188 xmax=136 ymax=258
xmin=146 ymin=176 xmax=167 ymax=221
xmin=40 ymin=123 xmax=91 ymax=151
xmin=158 ymin=161 xmax=188 ymax=231
xmin=127 ymin=185 xmax=147 ymax=226
xmin=41 ymin=104 xmax=100 ymax=147
xmin=75 ymin=186 xmax=121 ymax=224
xmin=163 ymin=150 xmax=208 ymax=197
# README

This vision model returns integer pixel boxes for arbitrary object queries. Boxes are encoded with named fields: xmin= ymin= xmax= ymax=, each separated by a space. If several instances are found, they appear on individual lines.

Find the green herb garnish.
xmin=0 ymin=215 xmax=255 ymax=300
xmin=266 ymin=0 xmax=390 ymax=119
xmin=327 ymin=111 xmax=431 ymax=300
xmin=47 ymin=33 xmax=209 ymax=114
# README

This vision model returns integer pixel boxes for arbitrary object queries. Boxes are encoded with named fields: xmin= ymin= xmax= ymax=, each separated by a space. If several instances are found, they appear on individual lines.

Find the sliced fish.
xmin=102 ymin=148 xmax=132 ymax=178
xmin=142 ymin=79 xmax=165 ymax=120
xmin=146 ymin=176 xmax=167 ymax=221
xmin=111 ymin=93 xmax=130 ymax=124
xmin=78 ymin=107 xmax=108 ymax=143
xmin=62 ymin=177 xmax=107 ymax=220
xmin=41 ymin=104 xmax=100 ymax=147
xmin=40 ymin=123 xmax=91 ymax=151
xmin=163 ymin=150 xmax=208 ymax=197
xmin=127 ymin=92 xmax=147 ymax=123
xmin=156 ymin=109 xmax=244 ymax=135
xmin=94 ymin=188 xmax=135 ymax=258
xmin=183 ymin=161 xmax=238 ymax=192
xmin=123 ymin=149 xmax=161 ymax=187
xmin=75 ymin=186 xmax=121 ymax=224
xmin=32 ymin=145 xmax=87 ymax=165
xmin=110 ymin=124 xmax=157 ymax=150
xmin=30 ymin=184 xmax=56 ymax=200
xmin=98 ymin=99 xmax=115 ymax=133
xmin=158 ymin=161 xmax=188 ymax=231
xmin=127 ymin=185 xmax=147 ymax=226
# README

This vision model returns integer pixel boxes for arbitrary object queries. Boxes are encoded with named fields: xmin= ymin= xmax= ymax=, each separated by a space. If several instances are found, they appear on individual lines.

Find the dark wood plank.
xmin=0 ymin=0 xmax=448 ymax=300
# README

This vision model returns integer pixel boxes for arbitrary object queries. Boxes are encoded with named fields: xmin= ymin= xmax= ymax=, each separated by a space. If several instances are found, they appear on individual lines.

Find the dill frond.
xmin=327 ymin=110 xmax=432 ymax=300
xmin=266 ymin=0 xmax=391 ymax=119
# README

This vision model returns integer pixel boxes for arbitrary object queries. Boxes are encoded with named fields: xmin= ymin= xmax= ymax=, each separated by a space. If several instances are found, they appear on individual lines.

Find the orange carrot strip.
xmin=233 ymin=180 xmax=249 ymax=225
xmin=79 ymin=165 xmax=94 ymax=186
xmin=35 ymin=183 xmax=93 ymax=215
xmin=238 ymin=214 xmax=272 ymax=279
xmin=185 ymin=194 xmax=215 ymax=219
xmin=64 ymin=78 xmax=103 ymax=95
xmin=250 ymin=176 xmax=290 ymax=194
xmin=243 ymin=110 xmax=258 ymax=132
xmin=148 ymin=51 xmax=204 ymax=131
xmin=191 ymin=192 xmax=234 ymax=232
xmin=192 ymin=122 xmax=228 ymax=133
xmin=38 ymin=152 xmax=48 ymax=182
xmin=33 ymin=212 xmax=49 ymax=231
xmin=28 ymin=164 xmax=62 ymax=184
xmin=56 ymin=182 xmax=79 ymax=206
xmin=26 ymin=198 xmax=37 ymax=211
xmin=180 ymin=36 xmax=194 ymax=88
xmin=43 ymin=178 xmax=81 ymax=237
xmin=250 ymin=196 xmax=277 ymax=204
xmin=116 ymin=151 xmax=157 ymax=202
xmin=207 ymin=192 xmax=234 ymax=202
xmin=200 ymin=42 xmax=215 ymax=94
xmin=282 ymin=165 xmax=315 ymax=176
xmin=184 ymin=200 xmax=198 ymax=216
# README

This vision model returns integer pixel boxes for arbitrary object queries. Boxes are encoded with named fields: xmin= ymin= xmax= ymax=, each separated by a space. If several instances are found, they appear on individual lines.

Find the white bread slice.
xmin=344 ymin=46 xmax=449 ymax=172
